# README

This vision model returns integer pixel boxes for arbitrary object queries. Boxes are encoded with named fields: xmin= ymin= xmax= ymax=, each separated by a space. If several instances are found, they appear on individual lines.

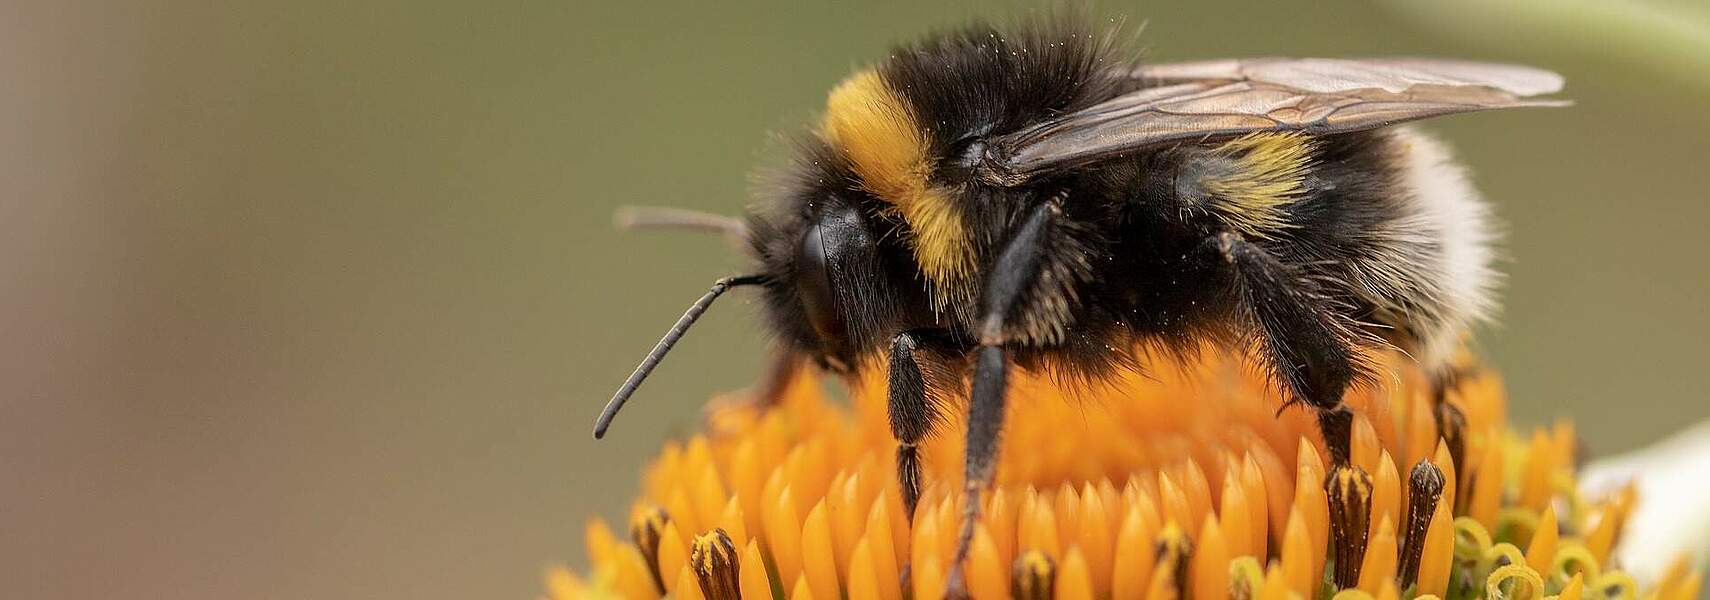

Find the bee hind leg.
xmin=1210 ymin=231 xmax=1366 ymax=466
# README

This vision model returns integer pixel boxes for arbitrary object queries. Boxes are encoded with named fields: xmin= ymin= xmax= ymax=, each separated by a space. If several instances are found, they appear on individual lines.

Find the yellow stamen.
xmin=847 ymin=538 xmax=881 ymax=600
xmin=765 ymin=486 xmax=805 ymax=590
xmin=1077 ymin=486 xmax=1115 ymax=598
xmin=1182 ymin=460 xmax=1215 ymax=535
xmin=1281 ymin=507 xmax=1315 ymax=599
xmin=1292 ymin=439 xmax=1329 ymax=587
xmin=1020 ymin=490 xmax=1063 ymax=560
xmin=1251 ymin=443 xmax=1293 ymax=551
xmin=1468 ymin=439 xmax=1505 ymax=529
xmin=1059 ymin=547 xmax=1096 ymax=600
xmin=987 ymin=489 xmax=1016 ymax=574
xmin=1524 ymin=504 xmax=1559 ymax=576
xmin=1371 ymin=451 xmax=1401 ymax=537
xmin=674 ymin=567 xmax=704 ymax=600
xmin=1352 ymin=415 xmax=1382 ymax=477
xmin=1432 ymin=440 xmax=1458 ymax=520
xmin=965 ymin=525 xmax=1005 ymax=600
xmin=912 ymin=514 xmax=944 ymax=600
xmin=1220 ymin=470 xmax=1255 ymax=558
xmin=826 ymin=474 xmax=861 ymax=578
xmin=737 ymin=541 xmax=771 ymax=600
xmin=1375 ymin=580 xmax=1400 ymax=600
xmin=585 ymin=517 xmax=620 ymax=568
xmin=1259 ymin=563 xmax=1294 ymax=600
xmin=613 ymin=545 xmax=659 ymax=600
xmin=716 ymin=497 xmax=748 ymax=551
xmin=1238 ymin=453 xmax=1271 ymax=559
xmin=1193 ymin=516 xmax=1232 ymax=600
xmin=790 ymin=574 xmax=814 ymax=600
xmin=1583 ymin=504 xmax=1618 ymax=565
xmin=861 ymin=504 xmax=901 ymax=600
xmin=656 ymin=522 xmax=688 ymax=595
xmin=1520 ymin=430 xmax=1554 ymax=511
xmin=1112 ymin=495 xmax=1161 ymax=600
xmin=666 ymin=490 xmax=700 ymax=544
xmin=1559 ymin=572 xmax=1585 ymax=600
xmin=801 ymin=501 xmax=840 ymax=600
xmin=1403 ymin=392 xmax=1438 ymax=484
xmin=1357 ymin=517 xmax=1398 ymax=592
xmin=1161 ymin=471 xmax=1194 ymax=534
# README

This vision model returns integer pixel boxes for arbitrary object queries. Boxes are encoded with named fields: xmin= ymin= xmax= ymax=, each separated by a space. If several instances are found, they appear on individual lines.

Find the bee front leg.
xmin=1210 ymin=231 xmax=1365 ymax=466
xmin=887 ymin=329 xmax=956 ymax=521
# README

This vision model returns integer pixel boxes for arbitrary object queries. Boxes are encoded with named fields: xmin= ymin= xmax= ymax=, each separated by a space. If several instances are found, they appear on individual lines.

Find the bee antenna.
xmin=613 ymin=205 xmax=748 ymax=248
xmin=593 ymin=274 xmax=767 ymax=439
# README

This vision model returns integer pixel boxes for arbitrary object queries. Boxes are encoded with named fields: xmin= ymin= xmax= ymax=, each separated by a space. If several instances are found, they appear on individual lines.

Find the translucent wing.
xmin=975 ymin=57 xmax=1567 ymax=186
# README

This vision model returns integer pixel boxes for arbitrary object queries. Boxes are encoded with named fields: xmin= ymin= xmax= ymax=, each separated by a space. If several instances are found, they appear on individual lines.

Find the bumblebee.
xmin=593 ymin=17 xmax=1563 ymax=593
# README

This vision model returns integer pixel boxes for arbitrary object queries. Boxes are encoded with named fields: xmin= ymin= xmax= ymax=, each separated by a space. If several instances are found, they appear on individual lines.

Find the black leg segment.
xmin=1213 ymin=232 xmax=1363 ymax=465
xmin=887 ymin=329 xmax=946 ymax=520
xmin=948 ymin=199 xmax=1064 ymax=599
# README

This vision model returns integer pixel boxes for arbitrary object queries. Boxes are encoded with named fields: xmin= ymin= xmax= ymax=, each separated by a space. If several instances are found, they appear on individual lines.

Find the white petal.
xmin=1580 ymin=419 xmax=1710 ymax=585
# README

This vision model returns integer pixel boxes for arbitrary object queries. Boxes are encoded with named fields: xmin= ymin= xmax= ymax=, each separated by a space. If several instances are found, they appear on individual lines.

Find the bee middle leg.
xmin=945 ymin=198 xmax=1067 ymax=599
xmin=1210 ymin=231 xmax=1364 ymax=466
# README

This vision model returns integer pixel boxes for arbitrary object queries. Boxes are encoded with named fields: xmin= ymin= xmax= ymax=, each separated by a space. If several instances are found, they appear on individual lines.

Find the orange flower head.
xmin=549 ymin=349 xmax=1695 ymax=599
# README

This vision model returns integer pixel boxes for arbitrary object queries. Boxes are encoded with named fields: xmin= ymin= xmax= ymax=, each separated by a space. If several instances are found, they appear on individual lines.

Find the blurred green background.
xmin=4 ymin=1 xmax=1707 ymax=599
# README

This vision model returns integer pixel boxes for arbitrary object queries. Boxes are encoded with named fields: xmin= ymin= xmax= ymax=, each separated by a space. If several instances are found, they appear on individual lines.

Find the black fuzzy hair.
xmin=880 ymin=16 xmax=1138 ymax=178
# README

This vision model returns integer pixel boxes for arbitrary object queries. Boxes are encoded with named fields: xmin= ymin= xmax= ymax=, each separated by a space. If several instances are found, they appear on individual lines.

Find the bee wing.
xmin=977 ymin=57 xmax=1567 ymax=185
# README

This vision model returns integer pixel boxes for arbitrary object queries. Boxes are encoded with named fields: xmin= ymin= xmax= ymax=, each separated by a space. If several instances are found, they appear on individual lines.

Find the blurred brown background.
xmin=4 ymin=1 xmax=1707 ymax=599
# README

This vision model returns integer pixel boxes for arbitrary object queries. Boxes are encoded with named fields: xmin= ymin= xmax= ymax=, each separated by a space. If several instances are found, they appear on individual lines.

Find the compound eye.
xmin=798 ymin=221 xmax=846 ymax=347
xmin=795 ymin=201 xmax=874 ymax=367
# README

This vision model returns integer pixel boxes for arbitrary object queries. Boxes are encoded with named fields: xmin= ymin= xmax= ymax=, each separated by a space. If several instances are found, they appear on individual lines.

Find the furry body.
xmin=599 ymin=16 xmax=1562 ymax=598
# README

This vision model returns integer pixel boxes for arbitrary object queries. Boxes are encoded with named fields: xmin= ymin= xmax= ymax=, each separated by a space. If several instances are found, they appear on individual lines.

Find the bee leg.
xmin=888 ymin=329 xmax=950 ymax=521
xmin=945 ymin=343 xmax=1008 ymax=600
xmin=1428 ymin=366 xmax=1476 ymax=503
xmin=948 ymin=199 xmax=1060 ymax=599
xmin=1211 ymin=231 xmax=1363 ymax=466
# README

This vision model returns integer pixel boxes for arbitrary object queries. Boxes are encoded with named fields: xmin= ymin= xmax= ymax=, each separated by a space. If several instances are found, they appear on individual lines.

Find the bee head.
xmin=815 ymin=19 xmax=1133 ymax=311
xmin=747 ymin=140 xmax=931 ymax=374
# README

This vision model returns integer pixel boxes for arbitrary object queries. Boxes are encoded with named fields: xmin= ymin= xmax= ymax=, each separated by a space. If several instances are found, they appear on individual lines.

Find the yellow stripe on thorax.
xmin=822 ymin=70 xmax=974 ymax=310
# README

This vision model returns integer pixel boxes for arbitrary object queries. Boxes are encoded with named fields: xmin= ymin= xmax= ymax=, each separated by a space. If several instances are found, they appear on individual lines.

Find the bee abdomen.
xmin=1169 ymin=133 xmax=1317 ymax=240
